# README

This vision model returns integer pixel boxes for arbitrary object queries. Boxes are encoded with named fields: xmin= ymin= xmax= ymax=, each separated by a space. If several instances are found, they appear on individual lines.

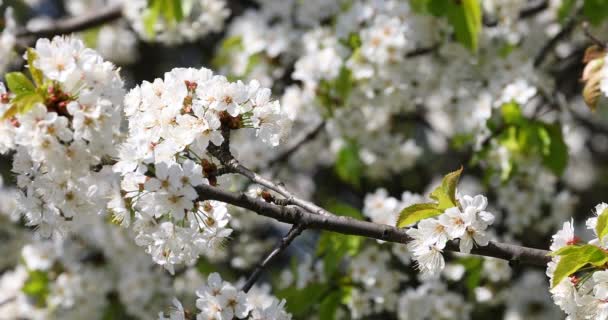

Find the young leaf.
xmin=1 ymin=105 xmax=18 ymax=120
xmin=334 ymin=66 xmax=353 ymax=103
xmin=429 ymin=166 xmax=463 ymax=210
xmin=397 ymin=203 xmax=442 ymax=227
xmin=5 ymin=72 xmax=35 ymax=95
xmin=143 ymin=0 xmax=162 ymax=37
xmin=171 ymin=0 xmax=184 ymax=22
xmin=335 ymin=141 xmax=363 ymax=188
xmin=317 ymin=202 xmax=363 ymax=276
xmin=446 ymin=0 xmax=482 ymax=52
xmin=583 ymin=0 xmax=608 ymax=26
xmin=597 ymin=208 xmax=608 ymax=244
xmin=551 ymin=244 xmax=608 ymax=288
xmin=548 ymin=244 xmax=582 ymax=257
xmin=540 ymin=123 xmax=568 ymax=176
xmin=500 ymin=102 xmax=524 ymax=125
xmin=26 ymin=49 xmax=44 ymax=87
xmin=22 ymin=270 xmax=50 ymax=307
xmin=12 ymin=92 xmax=44 ymax=115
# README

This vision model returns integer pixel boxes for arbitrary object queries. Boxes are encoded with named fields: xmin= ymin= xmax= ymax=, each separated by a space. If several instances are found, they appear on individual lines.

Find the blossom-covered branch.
xmin=207 ymin=132 xmax=335 ymax=217
xmin=195 ymin=183 xmax=551 ymax=266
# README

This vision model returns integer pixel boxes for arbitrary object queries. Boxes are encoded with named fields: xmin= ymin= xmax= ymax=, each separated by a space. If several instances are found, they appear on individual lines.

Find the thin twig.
xmin=17 ymin=4 xmax=123 ymax=39
xmin=195 ymin=183 xmax=551 ymax=266
xmin=533 ymin=11 xmax=579 ymax=67
xmin=241 ymin=224 xmax=305 ymax=292
xmin=207 ymin=130 xmax=334 ymax=217
xmin=582 ymin=21 xmax=607 ymax=48
xmin=484 ymin=0 xmax=548 ymax=27
xmin=0 ymin=296 xmax=16 ymax=307
xmin=405 ymin=44 xmax=440 ymax=58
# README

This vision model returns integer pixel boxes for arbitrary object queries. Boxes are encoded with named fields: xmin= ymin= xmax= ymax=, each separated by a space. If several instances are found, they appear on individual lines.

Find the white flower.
xmin=496 ymin=78 xmax=537 ymax=106
xmin=33 ymin=37 xmax=77 ymax=82
xmin=587 ymin=202 xmax=608 ymax=231
xmin=550 ymin=219 xmax=577 ymax=251
xmin=438 ymin=207 xmax=471 ymax=239
xmin=159 ymin=298 xmax=186 ymax=320
xmin=458 ymin=221 xmax=491 ymax=254
xmin=417 ymin=218 xmax=448 ymax=247
xmin=21 ymin=243 xmax=55 ymax=271
xmin=217 ymin=286 xmax=250 ymax=319
xmin=195 ymin=272 xmax=253 ymax=319
xmin=406 ymin=228 xmax=445 ymax=276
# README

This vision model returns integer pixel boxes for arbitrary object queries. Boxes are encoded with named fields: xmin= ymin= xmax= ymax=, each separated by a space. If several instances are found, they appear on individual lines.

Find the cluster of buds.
xmin=45 ymin=85 xmax=72 ymax=116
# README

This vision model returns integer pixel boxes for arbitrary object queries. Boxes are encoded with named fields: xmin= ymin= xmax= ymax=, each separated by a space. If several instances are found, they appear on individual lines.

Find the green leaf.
xmin=5 ymin=72 xmax=35 ymax=95
xmin=22 ymin=270 xmax=50 ymax=307
xmin=500 ymin=102 xmax=524 ymax=125
xmin=317 ymin=202 xmax=363 ymax=276
xmin=410 ymin=0 xmax=431 ymax=13
xmin=11 ymin=92 xmax=44 ymax=115
xmin=319 ymin=291 xmax=341 ymax=320
xmin=499 ymin=42 xmax=516 ymax=58
xmin=26 ymin=49 xmax=43 ymax=87
xmin=143 ymin=0 xmax=162 ymax=37
xmin=81 ymin=27 xmax=101 ymax=48
xmin=549 ymin=244 xmax=583 ymax=257
xmin=446 ymin=0 xmax=482 ymax=51
xmin=597 ymin=208 xmax=608 ymax=244
xmin=1 ymin=105 xmax=18 ymax=120
xmin=221 ymin=35 xmax=244 ymax=50
xmin=171 ymin=0 xmax=184 ymax=22
xmin=551 ymin=244 xmax=608 ymax=288
xmin=539 ymin=123 xmax=568 ymax=176
xmin=316 ymin=66 xmax=353 ymax=115
xmin=278 ymin=283 xmax=328 ymax=316
xmin=319 ymin=287 xmax=352 ymax=320
xmin=429 ymin=166 xmax=463 ymax=210
xmin=428 ymin=0 xmax=449 ymax=16
xmin=327 ymin=202 xmax=364 ymax=220
xmin=340 ymin=32 xmax=362 ymax=51
xmin=211 ymin=35 xmax=243 ymax=68
xmin=558 ymin=0 xmax=576 ymax=23
xmin=583 ymin=0 xmax=608 ymax=26
xmin=245 ymin=53 xmax=262 ymax=76
xmin=102 ymin=296 xmax=136 ymax=320
xmin=335 ymin=141 xmax=363 ymax=188
xmin=497 ymin=110 xmax=569 ymax=178
xmin=397 ymin=203 xmax=443 ymax=227
xmin=458 ymin=257 xmax=484 ymax=298
xmin=334 ymin=66 xmax=353 ymax=103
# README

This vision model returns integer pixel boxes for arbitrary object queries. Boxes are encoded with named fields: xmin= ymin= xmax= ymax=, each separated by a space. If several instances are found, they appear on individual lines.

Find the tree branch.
xmin=405 ymin=44 xmax=439 ymax=58
xmin=17 ymin=4 xmax=123 ymax=39
xmin=207 ymin=130 xmax=334 ymax=217
xmin=241 ymin=224 xmax=305 ymax=292
xmin=196 ymin=184 xmax=551 ymax=266
xmin=533 ymin=10 xmax=579 ymax=67
xmin=484 ymin=0 xmax=548 ymax=27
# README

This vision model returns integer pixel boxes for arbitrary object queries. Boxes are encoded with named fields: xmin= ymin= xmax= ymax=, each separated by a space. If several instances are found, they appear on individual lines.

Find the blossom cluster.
xmin=112 ymin=66 xmax=291 ymax=272
xmin=406 ymin=195 xmax=495 ymax=275
xmin=211 ymin=0 xmax=587 ymax=242
xmin=547 ymin=203 xmax=608 ymax=319
xmin=0 ymin=36 xmax=124 ymax=237
xmin=124 ymin=0 xmax=230 ymax=45
xmin=160 ymin=272 xmax=291 ymax=320
xmin=0 ymin=209 xmax=174 ymax=319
